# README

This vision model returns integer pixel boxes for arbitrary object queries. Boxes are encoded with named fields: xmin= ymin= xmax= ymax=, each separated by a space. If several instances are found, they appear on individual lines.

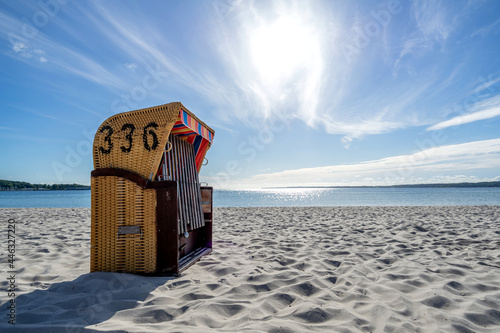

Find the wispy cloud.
xmin=209 ymin=0 xmax=492 ymax=144
xmin=209 ymin=0 xmax=446 ymax=143
xmin=392 ymin=1 xmax=470 ymax=77
xmin=83 ymin=2 xmax=233 ymax=110
xmin=0 ymin=125 xmax=18 ymax=131
xmin=210 ymin=0 xmax=327 ymax=125
xmin=125 ymin=63 xmax=137 ymax=72
xmin=235 ymin=138 xmax=500 ymax=188
xmin=410 ymin=0 xmax=462 ymax=41
xmin=0 ymin=132 xmax=70 ymax=143
xmin=427 ymin=107 xmax=500 ymax=131
xmin=0 ymin=8 xmax=130 ymax=90
xmin=428 ymin=95 xmax=500 ymax=130
xmin=392 ymin=37 xmax=433 ymax=76
xmin=7 ymin=105 xmax=84 ymax=127
xmin=1 ymin=0 xmax=493 ymax=147
xmin=391 ymin=0 xmax=470 ymax=77
xmin=322 ymin=116 xmax=406 ymax=146
xmin=470 ymin=18 xmax=500 ymax=38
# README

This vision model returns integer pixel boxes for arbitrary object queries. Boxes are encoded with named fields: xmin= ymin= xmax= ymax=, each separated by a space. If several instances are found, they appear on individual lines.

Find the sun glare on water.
xmin=250 ymin=16 xmax=320 ymax=86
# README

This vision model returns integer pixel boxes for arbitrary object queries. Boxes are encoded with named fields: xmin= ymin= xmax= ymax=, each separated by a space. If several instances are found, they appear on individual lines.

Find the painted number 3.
xmin=98 ymin=122 xmax=159 ymax=154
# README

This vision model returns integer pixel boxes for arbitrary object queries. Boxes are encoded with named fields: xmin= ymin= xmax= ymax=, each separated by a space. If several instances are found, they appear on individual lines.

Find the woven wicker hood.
xmin=93 ymin=102 xmax=214 ymax=180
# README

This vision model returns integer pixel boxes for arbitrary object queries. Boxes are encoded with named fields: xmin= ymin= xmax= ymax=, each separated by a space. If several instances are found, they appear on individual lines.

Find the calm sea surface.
xmin=0 ymin=187 xmax=499 ymax=208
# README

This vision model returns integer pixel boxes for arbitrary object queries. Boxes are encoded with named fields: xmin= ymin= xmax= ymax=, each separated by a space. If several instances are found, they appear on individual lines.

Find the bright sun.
xmin=250 ymin=16 xmax=318 ymax=85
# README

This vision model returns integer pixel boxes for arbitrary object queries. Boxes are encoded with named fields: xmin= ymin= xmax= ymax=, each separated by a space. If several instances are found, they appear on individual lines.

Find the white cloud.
xmin=410 ymin=0 xmax=459 ymax=41
xmin=86 ymin=2 xmax=227 ymax=103
xmin=470 ymin=18 xmax=500 ymax=38
xmin=427 ymin=107 xmax=500 ymax=131
xmin=231 ymin=138 xmax=500 ymax=188
xmin=428 ymin=95 xmax=500 ymax=130
xmin=211 ymin=1 xmax=327 ymax=124
xmin=208 ymin=1 xmax=445 ymax=142
xmin=323 ymin=117 xmax=406 ymax=145
xmin=394 ymin=1 xmax=468 ymax=77
xmin=125 ymin=63 xmax=137 ymax=71
xmin=1 ymin=1 xmax=492 ymax=147
xmin=392 ymin=37 xmax=433 ymax=75
xmin=475 ymin=75 xmax=500 ymax=95
xmin=12 ymin=41 xmax=27 ymax=53
xmin=0 ymin=9 xmax=129 ymax=90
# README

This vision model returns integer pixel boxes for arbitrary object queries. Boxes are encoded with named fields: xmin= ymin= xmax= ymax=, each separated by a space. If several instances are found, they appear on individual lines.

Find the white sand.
xmin=0 ymin=206 xmax=499 ymax=332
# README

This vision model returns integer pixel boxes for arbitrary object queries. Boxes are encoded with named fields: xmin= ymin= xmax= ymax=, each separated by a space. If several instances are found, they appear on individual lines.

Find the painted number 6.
xmin=142 ymin=122 xmax=159 ymax=151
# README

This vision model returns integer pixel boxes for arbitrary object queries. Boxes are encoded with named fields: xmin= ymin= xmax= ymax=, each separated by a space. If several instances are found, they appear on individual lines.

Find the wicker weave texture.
xmin=91 ymin=102 xmax=215 ymax=274
xmin=91 ymin=176 xmax=157 ymax=273
xmin=93 ymin=103 xmax=180 ymax=180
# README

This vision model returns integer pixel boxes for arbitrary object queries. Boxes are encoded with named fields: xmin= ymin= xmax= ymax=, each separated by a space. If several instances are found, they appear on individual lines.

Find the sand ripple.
xmin=0 ymin=206 xmax=499 ymax=332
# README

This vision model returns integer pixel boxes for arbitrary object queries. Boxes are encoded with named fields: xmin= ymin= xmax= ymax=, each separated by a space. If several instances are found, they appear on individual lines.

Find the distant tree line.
xmin=266 ymin=181 xmax=500 ymax=189
xmin=390 ymin=181 xmax=500 ymax=188
xmin=0 ymin=179 xmax=90 ymax=191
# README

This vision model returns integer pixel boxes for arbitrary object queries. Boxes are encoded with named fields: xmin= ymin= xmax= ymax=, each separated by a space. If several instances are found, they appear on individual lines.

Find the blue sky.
xmin=1 ymin=0 xmax=499 ymax=188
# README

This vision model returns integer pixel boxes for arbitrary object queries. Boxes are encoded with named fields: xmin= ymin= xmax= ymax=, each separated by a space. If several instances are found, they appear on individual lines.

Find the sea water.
xmin=0 ymin=187 xmax=499 ymax=208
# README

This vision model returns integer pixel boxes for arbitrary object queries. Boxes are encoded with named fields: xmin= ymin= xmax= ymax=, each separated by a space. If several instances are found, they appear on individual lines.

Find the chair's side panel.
xmin=91 ymin=175 xmax=157 ymax=273
xmin=155 ymin=185 xmax=180 ymax=275
xmin=201 ymin=187 xmax=213 ymax=249
xmin=201 ymin=187 xmax=213 ymax=214
xmin=201 ymin=186 xmax=214 ymax=248
xmin=91 ymin=175 xmax=117 ymax=272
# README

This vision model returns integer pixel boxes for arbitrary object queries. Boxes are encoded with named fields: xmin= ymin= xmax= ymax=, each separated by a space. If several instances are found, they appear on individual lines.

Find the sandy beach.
xmin=1 ymin=206 xmax=499 ymax=332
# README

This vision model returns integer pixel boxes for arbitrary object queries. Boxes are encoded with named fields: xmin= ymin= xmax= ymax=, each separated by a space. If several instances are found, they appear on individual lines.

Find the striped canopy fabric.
xmin=170 ymin=109 xmax=214 ymax=172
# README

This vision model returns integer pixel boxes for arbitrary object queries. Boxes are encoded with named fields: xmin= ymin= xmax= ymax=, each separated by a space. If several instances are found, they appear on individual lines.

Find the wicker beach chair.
xmin=90 ymin=102 xmax=214 ymax=275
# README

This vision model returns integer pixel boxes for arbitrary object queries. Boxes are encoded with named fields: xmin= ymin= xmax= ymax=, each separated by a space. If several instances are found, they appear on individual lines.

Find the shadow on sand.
xmin=0 ymin=272 xmax=175 ymax=332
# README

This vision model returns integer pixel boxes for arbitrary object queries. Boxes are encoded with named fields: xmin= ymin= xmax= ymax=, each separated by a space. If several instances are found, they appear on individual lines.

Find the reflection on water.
xmin=1 ymin=187 xmax=499 ymax=208
xmin=214 ymin=187 xmax=500 ymax=207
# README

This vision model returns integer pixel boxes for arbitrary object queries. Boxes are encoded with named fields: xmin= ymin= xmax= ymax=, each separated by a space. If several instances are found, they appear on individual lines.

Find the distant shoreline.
xmin=0 ymin=179 xmax=90 ymax=191
xmin=1 ymin=180 xmax=499 ymax=191
xmin=263 ymin=181 xmax=500 ymax=189
xmin=0 ymin=188 xmax=90 ymax=191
